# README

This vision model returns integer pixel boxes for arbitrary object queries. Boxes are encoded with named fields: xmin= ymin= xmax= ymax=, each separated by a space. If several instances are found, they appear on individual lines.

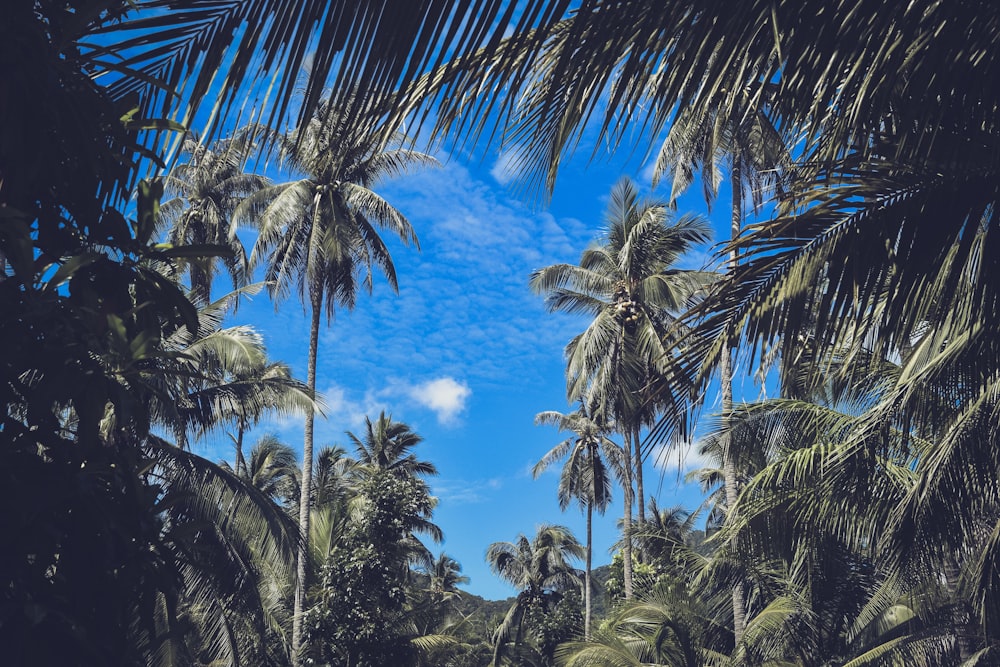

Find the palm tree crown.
xmin=239 ymin=434 xmax=301 ymax=507
xmin=530 ymin=177 xmax=713 ymax=412
xmin=487 ymin=523 xmax=583 ymax=600
xmin=533 ymin=406 xmax=619 ymax=513
xmin=159 ymin=132 xmax=270 ymax=303
xmin=427 ymin=552 xmax=470 ymax=601
xmin=349 ymin=411 xmax=439 ymax=479
xmin=241 ymin=96 xmax=436 ymax=314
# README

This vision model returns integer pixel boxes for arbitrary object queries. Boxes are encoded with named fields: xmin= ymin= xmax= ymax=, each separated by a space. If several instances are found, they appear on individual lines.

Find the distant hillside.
xmin=454 ymin=562 xmax=614 ymax=626
xmin=453 ymin=589 xmax=514 ymax=621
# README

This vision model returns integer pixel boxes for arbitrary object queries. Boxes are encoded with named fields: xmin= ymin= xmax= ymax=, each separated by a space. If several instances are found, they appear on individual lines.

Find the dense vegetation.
xmin=4 ymin=1 xmax=1000 ymax=665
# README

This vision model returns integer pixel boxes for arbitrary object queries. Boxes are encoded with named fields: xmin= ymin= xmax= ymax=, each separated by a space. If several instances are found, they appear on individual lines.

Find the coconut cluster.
xmin=615 ymin=300 xmax=641 ymax=332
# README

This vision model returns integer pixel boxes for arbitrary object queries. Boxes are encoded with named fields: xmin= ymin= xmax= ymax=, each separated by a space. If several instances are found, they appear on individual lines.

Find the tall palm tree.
xmin=530 ymin=177 xmax=714 ymax=599
xmin=533 ymin=405 xmax=620 ymax=639
xmin=237 ymin=95 xmax=435 ymax=659
xmin=650 ymin=82 xmax=789 ymax=642
xmin=486 ymin=524 xmax=584 ymax=666
xmin=651 ymin=84 xmax=788 ymax=642
xmin=159 ymin=131 xmax=270 ymax=303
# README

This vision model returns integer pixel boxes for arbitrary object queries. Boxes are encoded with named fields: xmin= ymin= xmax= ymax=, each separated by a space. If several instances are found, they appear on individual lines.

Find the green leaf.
xmin=0 ymin=206 xmax=35 ymax=281
xmin=123 ymin=117 xmax=187 ymax=133
xmin=44 ymin=252 xmax=103 ymax=292
xmin=151 ymin=243 xmax=235 ymax=260
xmin=135 ymin=178 xmax=164 ymax=246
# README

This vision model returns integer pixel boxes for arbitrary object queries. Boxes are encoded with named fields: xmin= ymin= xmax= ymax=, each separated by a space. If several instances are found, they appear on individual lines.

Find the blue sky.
xmin=190 ymin=135 xmax=760 ymax=600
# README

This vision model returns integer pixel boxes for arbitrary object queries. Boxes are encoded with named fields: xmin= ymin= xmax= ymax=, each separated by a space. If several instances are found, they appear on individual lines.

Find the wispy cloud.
xmin=490 ymin=149 xmax=520 ymax=186
xmin=652 ymin=439 xmax=713 ymax=474
xmin=434 ymin=476 xmax=503 ymax=504
xmin=300 ymin=158 xmax=597 ymax=394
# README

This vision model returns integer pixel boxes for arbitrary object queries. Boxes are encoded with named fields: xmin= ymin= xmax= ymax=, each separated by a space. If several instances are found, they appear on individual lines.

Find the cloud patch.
xmin=407 ymin=377 xmax=472 ymax=424
xmin=434 ymin=476 xmax=501 ymax=504
xmin=489 ymin=149 xmax=521 ymax=186
xmin=652 ymin=439 xmax=713 ymax=474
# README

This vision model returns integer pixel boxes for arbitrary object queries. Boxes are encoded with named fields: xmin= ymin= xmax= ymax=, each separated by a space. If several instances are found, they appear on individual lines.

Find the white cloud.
xmin=639 ymin=156 xmax=659 ymax=187
xmin=489 ymin=149 xmax=520 ymax=186
xmin=652 ymin=439 xmax=713 ymax=474
xmin=319 ymin=384 xmax=368 ymax=427
xmin=407 ymin=377 xmax=472 ymax=425
xmin=433 ymin=477 xmax=500 ymax=504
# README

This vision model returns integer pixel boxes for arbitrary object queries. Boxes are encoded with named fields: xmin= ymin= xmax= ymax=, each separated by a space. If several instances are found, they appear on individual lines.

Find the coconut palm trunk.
xmin=584 ymin=501 xmax=593 ymax=639
xmin=633 ymin=423 xmax=645 ymax=544
xmin=291 ymin=286 xmax=322 ymax=663
xmin=235 ymin=420 xmax=248 ymax=478
xmin=622 ymin=429 xmax=635 ymax=600
xmin=724 ymin=161 xmax=747 ymax=644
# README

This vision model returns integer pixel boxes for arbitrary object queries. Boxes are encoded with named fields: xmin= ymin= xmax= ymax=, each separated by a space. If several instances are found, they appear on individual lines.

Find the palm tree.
xmin=146 ymin=285 xmax=314 ymax=461
xmin=660 ymin=85 xmax=789 ymax=644
xmin=237 ymin=95 xmax=435 ymax=659
xmin=555 ymin=584 xmax=733 ymax=667
xmin=144 ymin=436 xmax=300 ymax=665
xmin=218 ymin=359 xmax=314 ymax=479
xmin=346 ymin=412 xmax=444 ymax=546
xmin=224 ymin=433 xmax=301 ymax=508
xmin=530 ymin=177 xmax=714 ymax=599
xmin=647 ymin=80 xmax=790 ymax=641
xmin=486 ymin=524 xmax=584 ymax=666
xmin=485 ymin=1 xmax=994 ymax=204
xmin=134 ymin=284 xmax=312 ymax=452
xmin=159 ymin=131 xmax=270 ymax=303
xmin=349 ymin=410 xmax=439 ymax=479
xmin=427 ymin=552 xmax=470 ymax=602
xmin=304 ymin=447 xmax=444 ymax=666
xmin=533 ymin=404 xmax=620 ymax=639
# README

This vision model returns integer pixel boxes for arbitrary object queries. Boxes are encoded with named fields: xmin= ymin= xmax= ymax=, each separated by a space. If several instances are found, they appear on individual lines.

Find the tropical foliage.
xmin=534 ymin=405 xmax=620 ymax=639
xmin=487 ymin=524 xmax=584 ymax=666
xmin=234 ymin=92 xmax=435 ymax=655
xmin=7 ymin=0 xmax=1000 ymax=665
xmin=531 ymin=177 xmax=714 ymax=600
